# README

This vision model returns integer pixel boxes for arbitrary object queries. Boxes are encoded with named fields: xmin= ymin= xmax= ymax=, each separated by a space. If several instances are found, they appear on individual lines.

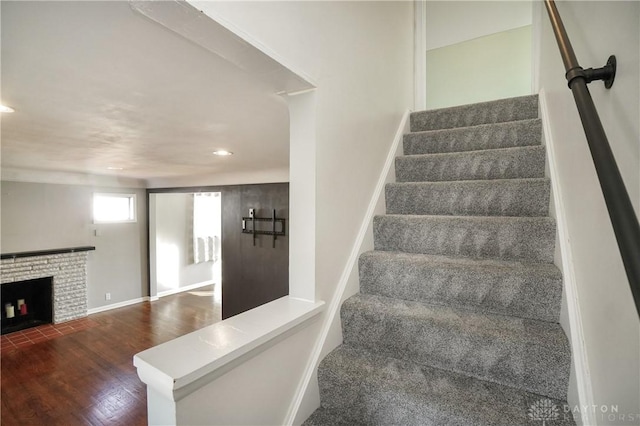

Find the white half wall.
xmin=537 ymin=1 xmax=639 ymax=424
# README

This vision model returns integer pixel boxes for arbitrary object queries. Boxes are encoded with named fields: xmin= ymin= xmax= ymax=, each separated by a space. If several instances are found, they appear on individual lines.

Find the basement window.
xmin=93 ymin=193 xmax=137 ymax=223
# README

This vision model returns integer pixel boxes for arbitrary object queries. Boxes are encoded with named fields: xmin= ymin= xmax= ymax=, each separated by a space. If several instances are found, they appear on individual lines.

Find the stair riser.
xmin=396 ymin=146 xmax=545 ymax=182
xmin=341 ymin=297 xmax=571 ymax=400
xmin=373 ymin=215 xmax=556 ymax=262
xmin=410 ymin=95 xmax=538 ymax=132
xmin=316 ymin=346 xmax=574 ymax=426
xmin=404 ymin=119 xmax=542 ymax=155
xmin=358 ymin=252 xmax=562 ymax=322
xmin=385 ymin=179 xmax=550 ymax=217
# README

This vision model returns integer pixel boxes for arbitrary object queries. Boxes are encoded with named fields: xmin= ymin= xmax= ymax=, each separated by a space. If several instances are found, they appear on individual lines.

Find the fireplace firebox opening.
xmin=1 ymin=276 xmax=53 ymax=335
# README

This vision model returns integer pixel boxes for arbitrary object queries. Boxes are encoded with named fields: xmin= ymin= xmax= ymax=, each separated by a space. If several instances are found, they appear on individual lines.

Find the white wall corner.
xmin=284 ymin=110 xmax=411 ymax=425
xmin=287 ymin=90 xmax=318 ymax=302
xmin=539 ymin=90 xmax=596 ymax=426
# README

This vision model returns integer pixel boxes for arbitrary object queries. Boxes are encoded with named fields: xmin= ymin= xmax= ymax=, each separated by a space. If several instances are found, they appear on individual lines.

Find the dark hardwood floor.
xmin=1 ymin=285 xmax=221 ymax=425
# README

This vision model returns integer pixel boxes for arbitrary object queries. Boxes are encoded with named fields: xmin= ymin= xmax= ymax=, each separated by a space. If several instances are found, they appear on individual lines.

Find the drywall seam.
xmin=540 ymin=90 xmax=596 ymax=426
xmin=283 ymin=109 xmax=411 ymax=425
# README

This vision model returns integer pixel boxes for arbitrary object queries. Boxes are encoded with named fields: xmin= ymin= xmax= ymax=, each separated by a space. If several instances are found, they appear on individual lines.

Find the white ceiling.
xmin=1 ymin=1 xmax=305 ymax=184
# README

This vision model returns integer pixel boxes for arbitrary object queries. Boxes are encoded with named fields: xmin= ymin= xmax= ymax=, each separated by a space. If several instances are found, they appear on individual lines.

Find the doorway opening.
xmin=150 ymin=192 xmax=222 ymax=314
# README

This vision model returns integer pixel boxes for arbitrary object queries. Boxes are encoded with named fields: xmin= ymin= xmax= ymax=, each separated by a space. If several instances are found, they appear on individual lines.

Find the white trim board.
xmin=413 ymin=0 xmax=426 ymax=111
xmin=284 ymin=109 xmax=411 ymax=425
xmin=539 ymin=90 xmax=596 ymax=426
xmin=88 ymin=296 xmax=149 ymax=315
xmin=157 ymin=280 xmax=216 ymax=298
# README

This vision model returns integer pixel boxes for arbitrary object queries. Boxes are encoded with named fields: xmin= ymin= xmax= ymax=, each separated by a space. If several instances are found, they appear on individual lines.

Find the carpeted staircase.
xmin=304 ymin=95 xmax=575 ymax=425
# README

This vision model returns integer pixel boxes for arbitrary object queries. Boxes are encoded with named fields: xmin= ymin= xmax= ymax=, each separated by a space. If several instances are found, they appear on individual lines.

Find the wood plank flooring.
xmin=1 ymin=285 xmax=221 ymax=425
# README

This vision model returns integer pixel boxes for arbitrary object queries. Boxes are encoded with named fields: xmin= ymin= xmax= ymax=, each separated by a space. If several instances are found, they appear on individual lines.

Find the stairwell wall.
xmin=184 ymin=1 xmax=414 ymax=423
xmin=424 ymin=1 xmax=533 ymax=109
xmin=537 ymin=1 xmax=639 ymax=424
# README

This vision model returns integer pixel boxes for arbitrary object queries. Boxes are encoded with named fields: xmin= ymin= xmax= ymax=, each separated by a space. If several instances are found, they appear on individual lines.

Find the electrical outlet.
xmin=105 ymin=292 xmax=111 ymax=301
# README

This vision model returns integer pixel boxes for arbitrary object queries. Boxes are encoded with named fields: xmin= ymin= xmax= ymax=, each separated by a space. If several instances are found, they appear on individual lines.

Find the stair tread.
xmin=315 ymin=345 xmax=575 ymax=426
xmin=407 ymin=117 xmax=542 ymax=137
xmin=359 ymin=250 xmax=562 ymax=323
xmin=374 ymin=214 xmax=556 ymax=263
xmin=303 ymin=407 xmax=366 ymax=426
xmin=360 ymin=250 xmax=561 ymax=274
xmin=410 ymin=94 xmax=539 ymax=132
xmin=341 ymin=293 xmax=571 ymax=400
xmin=388 ymin=176 xmax=548 ymax=186
xmin=395 ymin=145 xmax=546 ymax=182
xmin=376 ymin=213 xmax=556 ymax=223
xmin=404 ymin=118 xmax=542 ymax=155
xmin=401 ymin=144 xmax=541 ymax=158
xmin=386 ymin=178 xmax=550 ymax=217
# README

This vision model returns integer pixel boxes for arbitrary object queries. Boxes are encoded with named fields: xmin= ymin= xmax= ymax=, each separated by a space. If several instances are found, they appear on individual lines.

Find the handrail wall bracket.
xmin=566 ymin=55 xmax=617 ymax=89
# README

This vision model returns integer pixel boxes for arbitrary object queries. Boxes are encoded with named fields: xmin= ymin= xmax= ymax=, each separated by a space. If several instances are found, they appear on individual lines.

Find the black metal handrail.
xmin=544 ymin=0 xmax=640 ymax=318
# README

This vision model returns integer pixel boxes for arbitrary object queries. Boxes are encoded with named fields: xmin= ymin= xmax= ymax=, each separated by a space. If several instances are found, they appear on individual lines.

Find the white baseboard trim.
xmin=88 ymin=297 xmax=149 ymax=315
xmin=284 ymin=109 xmax=411 ymax=425
xmin=540 ymin=90 xmax=596 ymax=426
xmin=157 ymin=280 xmax=216 ymax=298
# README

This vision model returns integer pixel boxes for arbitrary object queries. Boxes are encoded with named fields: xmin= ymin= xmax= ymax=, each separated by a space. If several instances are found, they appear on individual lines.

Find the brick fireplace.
xmin=1 ymin=247 xmax=95 ymax=327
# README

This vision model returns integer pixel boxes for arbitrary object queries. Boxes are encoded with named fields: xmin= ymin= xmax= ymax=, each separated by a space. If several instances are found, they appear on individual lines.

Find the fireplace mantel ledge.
xmin=1 ymin=246 xmax=95 ymax=260
xmin=133 ymin=295 xmax=324 ymax=402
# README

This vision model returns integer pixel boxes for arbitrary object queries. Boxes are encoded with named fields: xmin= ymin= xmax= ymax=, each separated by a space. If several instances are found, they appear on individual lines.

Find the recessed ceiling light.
xmin=0 ymin=105 xmax=15 ymax=113
xmin=107 ymin=167 xmax=123 ymax=170
xmin=212 ymin=150 xmax=233 ymax=156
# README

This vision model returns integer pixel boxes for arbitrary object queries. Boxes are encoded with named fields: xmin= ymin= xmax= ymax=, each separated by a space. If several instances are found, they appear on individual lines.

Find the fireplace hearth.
xmin=1 ymin=277 xmax=53 ymax=335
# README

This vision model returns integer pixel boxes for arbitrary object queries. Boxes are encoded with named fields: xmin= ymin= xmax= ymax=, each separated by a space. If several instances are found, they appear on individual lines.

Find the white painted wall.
xmin=0 ymin=180 xmax=148 ymax=310
xmin=425 ymin=0 xmax=532 ymax=51
xmin=537 ymin=1 xmax=639 ymax=423
xmin=152 ymin=193 xmax=220 ymax=295
xmin=424 ymin=1 xmax=533 ymax=109
xmin=426 ymin=25 xmax=532 ymax=109
xmin=182 ymin=1 xmax=413 ymax=423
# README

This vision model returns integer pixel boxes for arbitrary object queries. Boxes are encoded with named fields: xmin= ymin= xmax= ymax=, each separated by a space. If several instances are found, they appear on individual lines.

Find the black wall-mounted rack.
xmin=242 ymin=209 xmax=286 ymax=248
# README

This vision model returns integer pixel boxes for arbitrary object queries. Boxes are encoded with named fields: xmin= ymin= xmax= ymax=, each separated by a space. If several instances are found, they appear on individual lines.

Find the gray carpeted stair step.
xmin=303 ymin=406 xmax=366 ymax=426
xmin=395 ymin=145 xmax=546 ymax=182
xmin=410 ymin=94 xmax=538 ymax=132
xmin=358 ymin=251 xmax=563 ymax=322
xmin=312 ymin=345 xmax=574 ymax=426
xmin=373 ymin=214 xmax=555 ymax=263
xmin=404 ymin=118 xmax=542 ymax=155
xmin=341 ymin=293 xmax=571 ymax=400
xmin=385 ymin=178 xmax=550 ymax=217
